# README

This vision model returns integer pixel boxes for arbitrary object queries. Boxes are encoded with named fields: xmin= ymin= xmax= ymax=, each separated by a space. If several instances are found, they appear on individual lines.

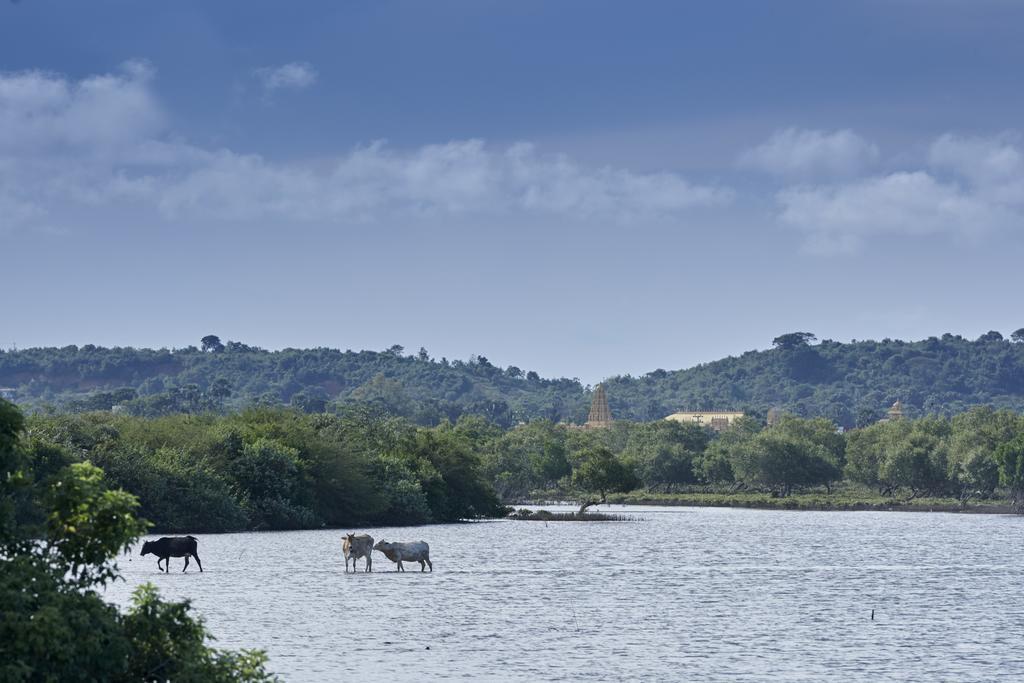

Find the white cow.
xmin=373 ymin=540 xmax=432 ymax=572
xmin=343 ymin=533 xmax=374 ymax=572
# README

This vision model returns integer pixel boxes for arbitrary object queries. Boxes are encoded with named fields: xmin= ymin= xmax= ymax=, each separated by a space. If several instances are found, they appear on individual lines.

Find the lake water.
xmin=103 ymin=505 xmax=1024 ymax=681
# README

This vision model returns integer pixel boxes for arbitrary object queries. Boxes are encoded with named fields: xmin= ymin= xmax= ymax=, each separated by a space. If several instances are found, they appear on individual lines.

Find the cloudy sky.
xmin=2 ymin=1 xmax=1023 ymax=382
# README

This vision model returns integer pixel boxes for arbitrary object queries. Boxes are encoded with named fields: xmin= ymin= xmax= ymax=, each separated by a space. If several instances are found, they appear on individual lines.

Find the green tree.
xmin=200 ymin=335 xmax=225 ymax=353
xmin=571 ymin=447 xmax=637 ymax=514
xmin=995 ymin=435 xmax=1024 ymax=512
xmin=772 ymin=332 xmax=817 ymax=350
xmin=879 ymin=430 xmax=949 ymax=499
xmin=844 ymin=421 xmax=909 ymax=493
xmin=695 ymin=416 xmax=761 ymax=486
xmin=230 ymin=438 xmax=317 ymax=529
xmin=731 ymin=431 xmax=839 ymax=497
xmin=772 ymin=416 xmax=845 ymax=468
xmin=621 ymin=420 xmax=708 ymax=491
xmin=948 ymin=407 xmax=1016 ymax=506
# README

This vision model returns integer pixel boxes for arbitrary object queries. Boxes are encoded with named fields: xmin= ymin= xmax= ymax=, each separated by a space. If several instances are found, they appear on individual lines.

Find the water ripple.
xmin=102 ymin=506 xmax=1024 ymax=681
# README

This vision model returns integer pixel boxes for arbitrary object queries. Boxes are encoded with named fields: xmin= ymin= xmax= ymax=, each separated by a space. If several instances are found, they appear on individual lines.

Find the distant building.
xmin=766 ymin=407 xmax=785 ymax=427
xmin=583 ymin=383 xmax=613 ymax=429
xmin=665 ymin=410 xmax=744 ymax=431
xmin=879 ymin=400 xmax=904 ymax=422
xmin=0 ymin=387 xmax=16 ymax=401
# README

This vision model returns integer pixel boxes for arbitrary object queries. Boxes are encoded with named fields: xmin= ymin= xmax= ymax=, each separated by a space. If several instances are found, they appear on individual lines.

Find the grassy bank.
xmin=608 ymin=492 xmax=1012 ymax=513
xmin=524 ymin=486 xmax=1015 ymax=514
xmin=507 ymin=508 xmax=636 ymax=522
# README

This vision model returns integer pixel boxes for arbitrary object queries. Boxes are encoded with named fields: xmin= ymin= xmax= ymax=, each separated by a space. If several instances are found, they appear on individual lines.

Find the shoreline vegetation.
xmin=507 ymin=508 xmax=636 ymax=522
xmin=6 ymin=396 xmax=1024 ymax=535
xmin=523 ymin=493 xmax=1014 ymax=515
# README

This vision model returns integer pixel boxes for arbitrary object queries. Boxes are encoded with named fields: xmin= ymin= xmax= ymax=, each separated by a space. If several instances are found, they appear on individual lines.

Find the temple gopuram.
xmin=879 ymin=400 xmax=904 ymax=422
xmin=583 ymin=383 xmax=613 ymax=429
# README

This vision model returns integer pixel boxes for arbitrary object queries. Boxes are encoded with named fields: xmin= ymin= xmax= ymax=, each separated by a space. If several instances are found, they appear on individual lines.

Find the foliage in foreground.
xmin=0 ymin=399 xmax=275 ymax=682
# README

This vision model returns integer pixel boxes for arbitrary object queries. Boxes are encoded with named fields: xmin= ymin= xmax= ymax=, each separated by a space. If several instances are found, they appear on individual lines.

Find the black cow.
xmin=140 ymin=536 xmax=203 ymax=573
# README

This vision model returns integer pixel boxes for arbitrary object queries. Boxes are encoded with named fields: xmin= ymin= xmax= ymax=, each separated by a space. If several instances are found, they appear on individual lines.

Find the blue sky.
xmin=2 ymin=0 xmax=1024 ymax=383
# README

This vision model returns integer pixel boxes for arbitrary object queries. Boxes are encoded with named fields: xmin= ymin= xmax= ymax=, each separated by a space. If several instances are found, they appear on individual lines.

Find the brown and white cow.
xmin=373 ymin=540 xmax=432 ymax=572
xmin=343 ymin=533 xmax=374 ymax=572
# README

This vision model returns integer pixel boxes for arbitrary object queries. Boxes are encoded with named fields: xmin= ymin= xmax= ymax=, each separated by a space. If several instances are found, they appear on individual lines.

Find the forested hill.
xmin=2 ymin=330 xmax=1024 ymax=426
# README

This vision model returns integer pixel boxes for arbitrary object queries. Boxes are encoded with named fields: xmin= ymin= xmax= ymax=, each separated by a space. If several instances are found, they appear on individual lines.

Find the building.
xmin=583 ymin=383 xmax=613 ymax=429
xmin=665 ymin=410 xmax=744 ymax=431
xmin=879 ymin=400 xmax=904 ymax=422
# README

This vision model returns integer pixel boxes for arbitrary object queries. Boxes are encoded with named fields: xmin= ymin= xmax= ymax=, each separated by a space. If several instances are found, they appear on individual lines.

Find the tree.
xmin=772 ymin=332 xmax=816 ymax=350
xmin=948 ymin=407 xmax=1017 ymax=506
xmin=1011 ymin=328 xmax=1024 ymax=343
xmin=948 ymin=447 xmax=999 ymax=508
xmin=230 ymin=438 xmax=316 ymax=529
xmin=621 ymin=420 xmax=708 ymax=491
xmin=879 ymin=431 xmax=948 ymax=500
xmin=290 ymin=389 xmax=327 ymax=414
xmin=995 ymin=435 xmax=1024 ymax=513
xmin=200 ymin=335 xmax=225 ymax=353
xmin=570 ymin=447 xmax=637 ymax=514
xmin=731 ymin=431 xmax=839 ymax=497
xmin=0 ymin=399 xmax=274 ymax=681
xmin=210 ymin=377 xmax=233 ymax=401
xmin=855 ymin=405 xmax=882 ymax=428
xmin=844 ymin=422 xmax=907 ymax=492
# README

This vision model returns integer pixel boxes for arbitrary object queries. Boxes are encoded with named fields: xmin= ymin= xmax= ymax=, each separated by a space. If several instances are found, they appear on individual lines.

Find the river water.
xmin=103 ymin=505 xmax=1024 ymax=681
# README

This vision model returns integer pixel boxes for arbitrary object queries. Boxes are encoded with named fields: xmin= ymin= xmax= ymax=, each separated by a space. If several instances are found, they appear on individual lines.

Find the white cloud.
xmin=253 ymin=62 xmax=317 ymax=91
xmin=739 ymin=127 xmax=879 ymax=178
xmin=11 ymin=64 xmax=1016 ymax=255
xmin=155 ymin=139 xmax=732 ymax=222
xmin=777 ymin=171 xmax=1014 ymax=253
xmin=0 ymin=60 xmax=162 ymax=156
xmin=0 ymin=64 xmax=730 ymax=233
xmin=930 ymin=133 xmax=1022 ymax=181
xmin=928 ymin=133 xmax=1024 ymax=206
xmin=771 ymin=132 xmax=1024 ymax=253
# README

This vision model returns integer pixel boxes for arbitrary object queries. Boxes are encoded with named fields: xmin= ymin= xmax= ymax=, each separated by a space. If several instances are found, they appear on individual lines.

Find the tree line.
xmin=5 ymin=329 xmax=1024 ymax=427
xmin=23 ymin=403 xmax=505 ymax=532
xmin=485 ymin=409 xmax=1024 ymax=509
xmin=481 ymin=406 xmax=1024 ymax=511
xmin=16 ymin=395 xmax=1024 ymax=533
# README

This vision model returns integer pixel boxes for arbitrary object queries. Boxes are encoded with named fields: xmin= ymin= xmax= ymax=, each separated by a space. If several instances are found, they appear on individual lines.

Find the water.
xmin=103 ymin=506 xmax=1024 ymax=681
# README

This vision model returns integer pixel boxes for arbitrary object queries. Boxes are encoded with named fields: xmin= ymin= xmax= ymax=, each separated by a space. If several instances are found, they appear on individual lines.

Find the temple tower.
xmin=585 ymin=383 xmax=613 ymax=428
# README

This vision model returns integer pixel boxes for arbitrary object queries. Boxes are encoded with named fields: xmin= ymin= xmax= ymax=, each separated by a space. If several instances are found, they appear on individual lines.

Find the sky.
xmin=2 ymin=0 xmax=1024 ymax=384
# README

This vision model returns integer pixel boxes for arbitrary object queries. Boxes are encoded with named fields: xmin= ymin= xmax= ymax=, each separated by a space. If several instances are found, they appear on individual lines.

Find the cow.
xmin=343 ymin=533 xmax=374 ymax=573
xmin=140 ymin=536 xmax=203 ymax=573
xmin=373 ymin=540 xmax=432 ymax=572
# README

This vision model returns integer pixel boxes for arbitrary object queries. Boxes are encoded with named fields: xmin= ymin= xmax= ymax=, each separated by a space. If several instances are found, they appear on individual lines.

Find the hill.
xmin=2 ymin=330 xmax=1024 ymax=426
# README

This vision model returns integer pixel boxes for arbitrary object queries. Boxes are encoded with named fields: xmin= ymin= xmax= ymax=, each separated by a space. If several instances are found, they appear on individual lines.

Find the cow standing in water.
xmin=373 ymin=540 xmax=432 ymax=572
xmin=140 ymin=536 xmax=203 ymax=573
xmin=343 ymin=533 xmax=374 ymax=572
